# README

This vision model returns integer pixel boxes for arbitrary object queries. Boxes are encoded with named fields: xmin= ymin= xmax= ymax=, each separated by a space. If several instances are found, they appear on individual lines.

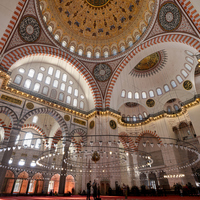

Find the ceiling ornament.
xmin=183 ymin=80 xmax=193 ymax=90
xmin=146 ymin=99 xmax=155 ymax=107
xmin=125 ymin=102 xmax=139 ymax=107
xmin=86 ymin=0 xmax=111 ymax=8
xmin=39 ymin=0 xmax=155 ymax=58
xmin=26 ymin=102 xmax=34 ymax=110
xmin=129 ymin=50 xmax=167 ymax=78
xmin=158 ymin=2 xmax=181 ymax=32
xmin=19 ymin=16 xmax=41 ymax=42
xmin=93 ymin=63 xmax=112 ymax=81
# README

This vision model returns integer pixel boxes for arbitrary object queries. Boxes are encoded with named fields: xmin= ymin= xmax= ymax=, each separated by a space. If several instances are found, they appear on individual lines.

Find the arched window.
xmin=45 ymin=76 xmax=51 ymax=85
xmin=185 ymin=64 xmax=192 ymax=71
xmin=35 ymin=138 xmax=41 ymax=149
xmin=33 ymin=83 xmax=40 ymax=92
xmin=120 ymin=46 xmax=125 ymax=52
xmin=186 ymin=57 xmax=194 ymax=65
xmin=181 ymin=70 xmax=188 ymax=77
xmin=174 ymin=104 xmax=179 ymax=111
xmin=37 ymin=73 xmax=43 ymax=81
xmin=121 ymin=90 xmax=126 ymax=98
xmin=28 ymin=69 xmax=35 ymax=78
xmin=95 ymin=52 xmax=100 ymax=58
xmin=40 ymin=67 xmax=45 ymax=71
xmin=156 ymin=88 xmax=162 ymax=96
xmin=62 ymin=41 xmax=67 ymax=47
xmin=167 ymin=106 xmax=172 ymax=113
xmin=112 ymin=49 xmax=117 ymax=55
xmin=19 ymin=68 xmax=25 ymax=73
xmin=62 ymin=74 xmax=67 ymax=82
xmin=129 ymin=41 xmax=133 ymax=47
xmin=24 ymin=79 xmax=31 ymax=89
xmin=48 ymin=26 xmax=52 ymax=32
xmin=74 ymin=89 xmax=78 ymax=97
xmin=53 ymin=80 xmax=58 ymax=88
xmin=15 ymin=135 xmax=20 ymax=145
xmin=177 ymin=75 xmax=183 ymax=83
xmin=23 ymin=132 xmax=33 ymax=147
xmin=68 ymin=86 xmax=72 ymax=94
xmin=135 ymin=92 xmax=139 ymax=99
xmin=87 ymin=51 xmax=92 ymax=58
xmin=32 ymin=116 xmax=38 ymax=123
xmin=42 ymin=86 xmax=49 ymax=95
xmin=143 ymin=112 xmax=147 ymax=118
xmin=80 ymin=95 xmax=84 ymax=99
xmin=14 ymin=75 xmax=23 ymax=85
xmin=66 ymin=96 xmax=71 ymax=104
xmin=142 ymin=92 xmax=147 ymax=99
xmin=54 ymin=34 xmax=59 ymax=41
xmin=73 ymin=99 xmax=78 ymax=107
xmin=58 ymin=93 xmax=64 ymax=101
xmin=30 ymin=160 xmax=36 ymax=167
xmin=50 ymin=89 xmax=57 ymax=99
xmin=55 ymin=70 xmax=61 ymax=79
xmin=164 ymin=84 xmax=170 ymax=92
xmin=128 ymin=92 xmax=132 ymax=99
xmin=48 ymin=67 xmax=54 ymax=75
xmin=139 ymin=114 xmax=143 ymax=120
xmin=127 ymin=116 xmax=130 ymax=122
xmin=185 ymin=50 xmax=194 ymax=56
xmin=149 ymin=90 xmax=154 ymax=98
xmin=70 ymin=46 xmax=75 ymax=52
xmin=60 ymin=83 xmax=66 ymax=91
xmin=18 ymin=159 xmax=25 ymax=166
xmin=133 ymin=115 xmax=136 ymax=122
xmin=171 ymin=80 xmax=177 ymax=88
xmin=80 ymin=101 xmax=84 ymax=109
xmin=104 ymin=51 xmax=109 ymax=58
xmin=78 ymin=49 xmax=83 ymax=56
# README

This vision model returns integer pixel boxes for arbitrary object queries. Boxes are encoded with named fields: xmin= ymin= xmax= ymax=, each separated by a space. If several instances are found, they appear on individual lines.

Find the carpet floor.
xmin=0 ymin=196 xmax=200 ymax=200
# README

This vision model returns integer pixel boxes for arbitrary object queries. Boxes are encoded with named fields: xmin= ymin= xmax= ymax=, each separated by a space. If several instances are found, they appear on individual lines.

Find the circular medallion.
xmin=183 ymin=80 xmax=193 ymax=90
xmin=158 ymin=2 xmax=181 ymax=31
xmin=146 ymin=99 xmax=155 ymax=107
xmin=19 ymin=16 xmax=40 ymax=42
xmin=64 ymin=115 xmax=70 ymax=121
xmin=109 ymin=120 xmax=117 ymax=129
xmin=93 ymin=63 xmax=112 ymax=82
xmin=90 ymin=120 xmax=95 ymax=129
xmin=86 ymin=0 xmax=110 ymax=7
xmin=26 ymin=102 xmax=34 ymax=110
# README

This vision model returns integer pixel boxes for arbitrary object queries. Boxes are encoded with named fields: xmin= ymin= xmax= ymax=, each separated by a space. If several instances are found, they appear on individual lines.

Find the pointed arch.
xmin=19 ymin=107 xmax=69 ymax=142
xmin=1 ymin=45 xmax=102 ymax=108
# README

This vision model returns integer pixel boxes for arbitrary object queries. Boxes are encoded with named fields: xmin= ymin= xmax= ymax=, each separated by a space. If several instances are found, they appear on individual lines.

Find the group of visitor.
xmin=87 ymin=180 xmax=100 ymax=200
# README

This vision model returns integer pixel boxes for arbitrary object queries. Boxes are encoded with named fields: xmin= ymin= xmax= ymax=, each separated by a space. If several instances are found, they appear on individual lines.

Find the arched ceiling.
xmin=110 ymin=42 xmax=199 ymax=112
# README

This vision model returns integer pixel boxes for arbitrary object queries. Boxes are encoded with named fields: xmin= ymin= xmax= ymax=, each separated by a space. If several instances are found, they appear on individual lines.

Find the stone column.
xmin=58 ymin=142 xmax=70 ymax=195
xmin=0 ymin=129 xmax=19 ymax=193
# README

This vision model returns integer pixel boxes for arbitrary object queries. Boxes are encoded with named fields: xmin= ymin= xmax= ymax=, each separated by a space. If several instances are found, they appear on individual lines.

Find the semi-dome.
xmin=39 ymin=0 xmax=155 ymax=58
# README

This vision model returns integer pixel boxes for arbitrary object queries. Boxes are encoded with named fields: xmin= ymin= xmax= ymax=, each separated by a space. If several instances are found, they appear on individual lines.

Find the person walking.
xmin=87 ymin=181 xmax=91 ymax=200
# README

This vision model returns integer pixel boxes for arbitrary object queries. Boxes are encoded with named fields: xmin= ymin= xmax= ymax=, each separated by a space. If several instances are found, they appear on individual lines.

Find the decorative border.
xmin=177 ymin=0 xmax=200 ymax=32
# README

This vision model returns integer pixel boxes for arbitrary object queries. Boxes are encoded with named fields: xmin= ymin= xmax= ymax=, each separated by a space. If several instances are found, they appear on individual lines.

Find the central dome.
xmin=40 ymin=0 xmax=155 ymax=58
xmin=86 ymin=0 xmax=111 ymax=7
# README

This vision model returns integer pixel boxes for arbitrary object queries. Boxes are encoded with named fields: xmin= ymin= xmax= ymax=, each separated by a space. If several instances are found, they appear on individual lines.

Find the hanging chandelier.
xmin=91 ymin=151 xmax=100 ymax=163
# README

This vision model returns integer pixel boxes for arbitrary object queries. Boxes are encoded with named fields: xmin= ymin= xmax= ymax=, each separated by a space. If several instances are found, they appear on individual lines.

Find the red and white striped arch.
xmin=2 ymin=45 xmax=102 ymax=108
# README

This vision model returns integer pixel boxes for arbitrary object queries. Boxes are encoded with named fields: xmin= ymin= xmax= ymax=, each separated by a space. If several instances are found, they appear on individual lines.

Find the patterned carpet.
xmin=0 ymin=196 xmax=200 ymax=200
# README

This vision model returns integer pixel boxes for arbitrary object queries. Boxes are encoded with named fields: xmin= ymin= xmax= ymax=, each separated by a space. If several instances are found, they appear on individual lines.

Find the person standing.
xmin=92 ymin=180 xmax=97 ymax=200
xmin=97 ymin=183 xmax=100 ymax=198
xmin=87 ymin=181 xmax=91 ymax=200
